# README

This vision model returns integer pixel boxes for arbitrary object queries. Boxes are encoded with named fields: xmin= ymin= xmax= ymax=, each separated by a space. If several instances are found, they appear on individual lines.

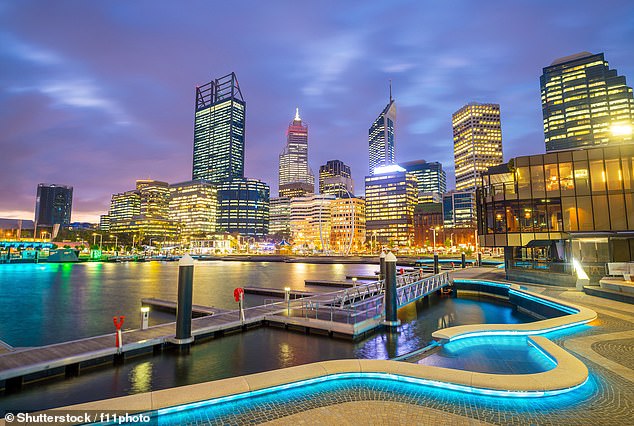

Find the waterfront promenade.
xmin=34 ymin=267 xmax=634 ymax=426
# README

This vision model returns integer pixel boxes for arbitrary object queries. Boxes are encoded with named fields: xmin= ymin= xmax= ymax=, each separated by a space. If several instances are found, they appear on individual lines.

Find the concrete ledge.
xmin=432 ymin=279 xmax=597 ymax=342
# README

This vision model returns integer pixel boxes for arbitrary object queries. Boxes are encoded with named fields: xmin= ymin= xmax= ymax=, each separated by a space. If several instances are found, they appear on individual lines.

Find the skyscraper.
xmin=541 ymin=52 xmax=634 ymax=152
xmin=365 ymin=165 xmax=417 ymax=246
xmin=400 ymin=160 xmax=446 ymax=203
xmin=169 ymin=180 xmax=217 ymax=240
xmin=453 ymin=103 xmax=503 ymax=192
xmin=319 ymin=160 xmax=353 ymax=197
xmin=217 ymin=178 xmax=269 ymax=237
xmin=279 ymin=108 xmax=314 ymax=198
xmin=34 ymin=184 xmax=73 ymax=227
xmin=368 ymin=87 xmax=396 ymax=175
xmin=193 ymin=72 xmax=245 ymax=183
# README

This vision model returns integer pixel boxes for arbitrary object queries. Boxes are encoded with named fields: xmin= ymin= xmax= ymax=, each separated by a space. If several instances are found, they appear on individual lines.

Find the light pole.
xmin=92 ymin=233 xmax=102 ymax=251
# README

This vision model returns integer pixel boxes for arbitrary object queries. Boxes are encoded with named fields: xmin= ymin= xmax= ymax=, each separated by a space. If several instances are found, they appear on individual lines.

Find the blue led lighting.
xmin=508 ymin=289 xmax=579 ymax=315
xmin=447 ymin=319 xmax=593 ymax=342
xmin=151 ymin=372 xmax=589 ymax=420
xmin=453 ymin=279 xmax=510 ymax=289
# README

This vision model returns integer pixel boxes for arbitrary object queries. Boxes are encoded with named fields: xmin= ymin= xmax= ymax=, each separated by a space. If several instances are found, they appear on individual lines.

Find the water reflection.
xmin=129 ymin=362 xmax=153 ymax=393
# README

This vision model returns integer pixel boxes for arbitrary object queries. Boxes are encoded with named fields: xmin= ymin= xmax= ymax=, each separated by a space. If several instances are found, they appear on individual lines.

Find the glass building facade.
xmin=541 ymin=52 xmax=634 ymax=152
xmin=443 ymin=191 xmax=476 ymax=229
xmin=368 ymin=98 xmax=396 ymax=175
xmin=192 ymin=73 xmax=245 ymax=183
xmin=289 ymin=194 xmax=335 ymax=251
xmin=217 ymin=178 xmax=269 ymax=237
xmin=365 ymin=166 xmax=417 ymax=246
xmin=453 ymin=103 xmax=503 ymax=192
xmin=269 ymin=197 xmax=291 ymax=239
xmin=400 ymin=160 xmax=446 ymax=202
xmin=478 ymin=145 xmax=634 ymax=283
xmin=330 ymin=197 xmax=366 ymax=253
xmin=169 ymin=180 xmax=217 ymax=241
xmin=279 ymin=109 xmax=314 ymax=198
xmin=319 ymin=159 xmax=353 ymax=197
xmin=34 ymin=183 xmax=73 ymax=227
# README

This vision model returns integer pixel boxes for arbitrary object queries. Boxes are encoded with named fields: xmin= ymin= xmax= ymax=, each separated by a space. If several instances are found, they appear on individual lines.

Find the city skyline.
xmin=1 ymin=1 xmax=633 ymax=222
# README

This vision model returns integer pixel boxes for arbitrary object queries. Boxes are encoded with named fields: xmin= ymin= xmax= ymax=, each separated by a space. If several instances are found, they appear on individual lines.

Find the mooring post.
xmin=434 ymin=253 xmax=439 ymax=275
xmin=379 ymin=250 xmax=386 ymax=281
xmin=174 ymin=254 xmax=195 ymax=346
xmin=383 ymin=252 xmax=400 ymax=328
xmin=461 ymin=252 xmax=466 ymax=269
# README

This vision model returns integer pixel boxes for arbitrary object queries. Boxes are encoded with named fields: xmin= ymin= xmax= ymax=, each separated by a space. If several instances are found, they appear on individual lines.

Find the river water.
xmin=0 ymin=261 xmax=533 ymax=413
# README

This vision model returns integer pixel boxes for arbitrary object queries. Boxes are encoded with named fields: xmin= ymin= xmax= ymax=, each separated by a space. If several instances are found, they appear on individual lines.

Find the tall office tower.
xmin=34 ymin=184 xmax=73 ymax=227
xmin=443 ymin=191 xmax=476 ymax=229
xmin=289 ymin=194 xmax=335 ymax=251
xmin=136 ymin=180 xmax=170 ymax=220
xmin=541 ymin=52 xmax=634 ymax=151
xmin=368 ymin=88 xmax=396 ymax=175
xmin=365 ymin=165 xmax=418 ymax=247
xmin=279 ymin=108 xmax=315 ymax=198
xmin=193 ymin=72 xmax=245 ymax=183
xmin=400 ymin=160 xmax=446 ymax=203
xmin=169 ymin=180 xmax=217 ymax=240
xmin=453 ymin=103 xmax=503 ymax=192
xmin=217 ymin=178 xmax=269 ymax=237
xmin=269 ymin=197 xmax=291 ymax=238
xmin=99 ymin=215 xmax=110 ymax=232
xmin=319 ymin=159 xmax=354 ymax=197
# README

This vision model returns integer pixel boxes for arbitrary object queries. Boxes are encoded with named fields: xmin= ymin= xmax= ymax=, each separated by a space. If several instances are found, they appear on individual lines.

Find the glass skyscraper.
xmin=217 ymin=178 xmax=270 ymax=237
xmin=400 ymin=160 xmax=446 ymax=203
xmin=319 ymin=159 xmax=353 ymax=197
xmin=193 ymin=72 xmax=245 ymax=183
xmin=453 ymin=102 xmax=503 ymax=192
xmin=541 ymin=52 xmax=634 ymax=152
xmin=278 ymin=108 xmax=314 ymax=198
xmin=34 ymin=183 xmax=73 ymax=227
xmin=368 ymin=94 xmax=396 ymax=175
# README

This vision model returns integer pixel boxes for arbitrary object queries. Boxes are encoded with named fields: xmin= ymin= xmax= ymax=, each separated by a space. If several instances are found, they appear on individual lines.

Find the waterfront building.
xmin=541 ymin=52 xmax=634 ymax=152
xmin=443 ymin=191 xmax=476 ymax=229
xmin=217 ymin=178 xmax=269 ymax=237
xmin=368 ymin=90 xmax=396 ymax=175
xmin=192 ymin=72 xmax=245 ymax=183
xmin=269 ymin=196 xmax=291 ymax=239
xmin=413 ymin=203 xmax=443 ymax=247
xmin=107 ymin=190 xmax=140 ymax=233
xmin=137 ymin=180 xmax=170 ymax=220
xmin=365 ymin=165 xmax=417 ymax=247
xmin=453 ymin=103 xmax=503 ymax=192
xmin=279 ymin=109 xmax=314 ymax=198
xmin=319 ymin=160 xmax=353 ymax=197
xmin=169 ymin=180 xmax=217 ymax=241
xmin=289 ymin=194 xmax=335 ymax=251
xmin=400 ymin=160 xmax=446 ymax=203
xmin=330 ymin=197 xmax=366 ymax=253
xmin=34 ymin=183 xmax=73 ymax=227
xmin=477 ymin=144 xmax=634 ymax=285
xmin=99 ymin=215 xmax=110 ymax=232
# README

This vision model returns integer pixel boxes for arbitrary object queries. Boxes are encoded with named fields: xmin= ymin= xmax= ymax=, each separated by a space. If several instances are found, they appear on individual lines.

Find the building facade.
xmin=289 ymin=194 xmax=335 ymax=251
xmin=269 ymin=197 xmax=291 ymax=239
xmin=453 ymin=103 xmax=503 ymax=192
xmin=279 ymin=109 xmax=314 ymax=198
xmin=192 ymin=72 xmax=245 ymax=183
xmin=34 ymin=184 xmax=73 ymax=227
xmin=541 ymin=52 xmax=634 ymax=152
xmin=413 ymin=203 xmax=443 ymax=247
xmin=319 ymin=160 xmax=353 ymax=197
xmin=169 ymin=180 xmax=217 ymax=241
xmin=477 ymin=145 xmax=634 ymax=285
xmin=400 ymin=160 xmax=447 ymax=203
xmin=443 ymin=191 xmax=476 ymax=229
xmin=365 ymin=165 xmax=417 ymax=247
xmin=369 ymin=96 xmax=396 ymax=175
xmin=330 ymin=197 xmax=366 ymax=254
xmin=217 ymin=178 xmax=269 ymax=237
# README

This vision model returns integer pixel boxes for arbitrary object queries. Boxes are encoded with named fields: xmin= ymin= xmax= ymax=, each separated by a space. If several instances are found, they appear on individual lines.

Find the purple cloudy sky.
xmin=1 ymin=0 xmax=633 ymax=222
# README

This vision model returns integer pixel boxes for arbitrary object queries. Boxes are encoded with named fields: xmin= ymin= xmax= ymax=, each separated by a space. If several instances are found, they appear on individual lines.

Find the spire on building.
xmin=295 ymin=107 xmax=301 ymax=121
xmin=389 ymin=80 xmax=393 ymax=103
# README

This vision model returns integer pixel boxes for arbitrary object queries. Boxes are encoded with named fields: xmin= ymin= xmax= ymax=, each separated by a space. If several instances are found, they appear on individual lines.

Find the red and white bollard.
xmin=234 ymin=288 xmax=245 ymax=322
xmin=113 ymin=315 xmax=125 ymax=353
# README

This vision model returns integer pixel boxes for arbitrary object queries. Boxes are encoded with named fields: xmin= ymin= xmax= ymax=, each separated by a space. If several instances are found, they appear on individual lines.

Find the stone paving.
xmin=125 ymin=267 xmax=634 ymax=426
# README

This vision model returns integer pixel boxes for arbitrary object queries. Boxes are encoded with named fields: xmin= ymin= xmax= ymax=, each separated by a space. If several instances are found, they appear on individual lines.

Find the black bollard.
xmin=434 ymin=253 xmax=439 ymax=275
xmin=477 ymin=252 xmax=482 ymax=267
xmin=461 ymin=253 xmax=466 ymax=269
xmin=383 ymin=252 xmax=400 ymax=328
xmin=379 ymin=251 xmax=386 ymax=281
xmin=175 ymin=254 xmax=195 ymax=344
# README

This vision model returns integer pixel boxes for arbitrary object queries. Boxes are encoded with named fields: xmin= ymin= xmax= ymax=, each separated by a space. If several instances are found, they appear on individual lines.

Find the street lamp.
xmin=431 ymin=226 xmax=440 ymax=254
xmin=284 ymin=287 xmax=291 ymax=315
xmin=92 ymin=233 xmax=102 ymax=251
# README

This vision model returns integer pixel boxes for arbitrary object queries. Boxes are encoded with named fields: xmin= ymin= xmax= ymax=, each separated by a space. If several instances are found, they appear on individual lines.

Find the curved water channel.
xmin=0 ymin=261 xmax=536 ymax=414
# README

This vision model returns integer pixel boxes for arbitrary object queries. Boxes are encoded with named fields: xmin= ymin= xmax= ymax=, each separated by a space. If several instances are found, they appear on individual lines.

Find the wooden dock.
xmin=304 ymin=279 xmax=357 ymax=288
xmin=243 ymin=287 xmax=317 ymax=299
xmin=141 ymin=298 xmax=234 ymax=317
